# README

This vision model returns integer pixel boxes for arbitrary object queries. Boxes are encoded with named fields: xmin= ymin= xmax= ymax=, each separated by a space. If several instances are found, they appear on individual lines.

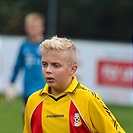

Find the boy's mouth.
xmin=46 ymin=77 xmax=54 ymax=82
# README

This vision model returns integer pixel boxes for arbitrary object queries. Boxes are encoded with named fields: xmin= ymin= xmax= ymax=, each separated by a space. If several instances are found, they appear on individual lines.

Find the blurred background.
xmin=0 ymin=0 xmax=132 ymax=133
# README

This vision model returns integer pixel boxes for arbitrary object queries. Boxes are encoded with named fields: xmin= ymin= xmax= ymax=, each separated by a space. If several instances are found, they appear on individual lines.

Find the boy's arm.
xmin=89 ymin=93 xmax=126 ymax=133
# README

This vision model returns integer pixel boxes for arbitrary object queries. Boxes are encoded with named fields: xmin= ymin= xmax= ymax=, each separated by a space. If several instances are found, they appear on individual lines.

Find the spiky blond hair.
xmin=40 ymin=36 xmax=78 ymax=66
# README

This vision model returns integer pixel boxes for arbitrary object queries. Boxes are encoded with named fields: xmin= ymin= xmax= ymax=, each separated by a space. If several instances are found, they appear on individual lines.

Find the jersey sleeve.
xmin=89 ymin=92 xmax=126 ymax=133
xmin=10 ymin=44 xmax=24 ymax=83
xmin=23 ymin=98 xmax=32 ymax=133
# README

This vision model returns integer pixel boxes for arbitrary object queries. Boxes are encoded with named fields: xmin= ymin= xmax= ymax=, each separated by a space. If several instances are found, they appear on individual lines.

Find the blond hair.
xmin=25 ymin=12 xmax=45 ymax=25
xmin=40 ymin=36 xmax=78 ymax=66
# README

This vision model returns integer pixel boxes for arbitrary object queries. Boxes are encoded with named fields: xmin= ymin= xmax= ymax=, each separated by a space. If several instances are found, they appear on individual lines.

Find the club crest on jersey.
xmin=71 ymin=113 xmax=82 ymax=127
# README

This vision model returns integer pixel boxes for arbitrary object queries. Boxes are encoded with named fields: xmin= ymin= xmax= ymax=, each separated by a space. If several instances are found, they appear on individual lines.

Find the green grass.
xmin=0 ymin=95 xmax=23 ymax=133
xmin=107 ymin=104 xmax=133 ymax=133
xmin=0 ymin=95 xmax=133 ymax=133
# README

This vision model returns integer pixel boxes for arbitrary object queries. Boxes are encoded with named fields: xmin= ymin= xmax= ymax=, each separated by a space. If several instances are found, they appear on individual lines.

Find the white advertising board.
xmin=0 ymin=35 xmax=132 ymax=105
xmin=73 ymin=39 xmax=132 ymax=106
xmin=1 ymin=35 xmax=25 ymax=95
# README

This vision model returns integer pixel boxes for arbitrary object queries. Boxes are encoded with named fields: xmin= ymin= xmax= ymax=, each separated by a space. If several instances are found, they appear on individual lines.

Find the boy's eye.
xmin=53 ymin=63 xmax=60 ymax=68
xmin=42 ymin=63 xmax=47 ymax=67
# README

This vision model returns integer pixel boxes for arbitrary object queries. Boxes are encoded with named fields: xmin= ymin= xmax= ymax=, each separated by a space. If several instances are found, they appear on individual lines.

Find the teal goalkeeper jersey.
xmin=11 ymin=39 xmax=46 ymax=99
xmin=23 ymin=76 xmax=125 ymax=133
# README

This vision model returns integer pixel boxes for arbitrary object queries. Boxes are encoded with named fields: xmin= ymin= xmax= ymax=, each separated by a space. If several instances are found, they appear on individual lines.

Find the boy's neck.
xmin=29 ymin=35 xmax=44 ymax=44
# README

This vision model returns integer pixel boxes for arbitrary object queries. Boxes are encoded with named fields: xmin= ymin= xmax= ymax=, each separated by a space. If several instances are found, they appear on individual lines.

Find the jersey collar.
xmin=40 ymin=76 xmax=79 ymax=95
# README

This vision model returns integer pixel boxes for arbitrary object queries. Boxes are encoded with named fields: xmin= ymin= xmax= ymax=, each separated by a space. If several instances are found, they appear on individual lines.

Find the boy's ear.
xmin=70 ymin=64 xmax=78 ymax=75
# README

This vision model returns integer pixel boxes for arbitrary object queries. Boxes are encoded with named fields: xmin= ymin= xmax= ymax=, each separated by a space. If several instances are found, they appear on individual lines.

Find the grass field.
xmin=0 ymin=95 xmax=132 ymax=133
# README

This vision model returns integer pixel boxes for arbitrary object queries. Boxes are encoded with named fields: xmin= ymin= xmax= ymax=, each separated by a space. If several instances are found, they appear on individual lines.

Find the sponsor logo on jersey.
xmin=46 ymin=114 xmax=64 ymax=118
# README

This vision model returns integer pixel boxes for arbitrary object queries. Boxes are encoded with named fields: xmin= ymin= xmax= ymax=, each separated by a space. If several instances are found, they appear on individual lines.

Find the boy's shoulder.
xmin=77 ymin=83 xmax=94 ymax=95
xmin=74 ymin=83 xmax=102 ymax=100
xmin=27 ymin=88 xmax=46 ymax=104
xmin=25 ymin=89 xmax=46 ymax=114
xmin=29 ymin=88 xmax=44 ymax=98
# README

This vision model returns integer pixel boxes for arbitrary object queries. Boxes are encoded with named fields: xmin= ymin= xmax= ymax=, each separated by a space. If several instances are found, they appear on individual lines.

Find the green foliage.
xmin=58 ymin=0 xmax=132 ymax=42
xmin=0 ymin=0 xmax=132 ymax=42
xmin=0 ymin=0 xmax=47 ymax=35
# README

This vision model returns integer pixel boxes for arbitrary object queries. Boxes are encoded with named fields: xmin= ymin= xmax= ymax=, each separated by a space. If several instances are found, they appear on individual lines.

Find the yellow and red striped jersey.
xmin=23 ymin=76 xmax=125 ymax=133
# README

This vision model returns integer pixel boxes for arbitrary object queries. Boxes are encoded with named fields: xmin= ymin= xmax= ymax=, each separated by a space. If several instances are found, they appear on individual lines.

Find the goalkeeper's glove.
xmin=5 ymin=83 xmax=17 ymax=103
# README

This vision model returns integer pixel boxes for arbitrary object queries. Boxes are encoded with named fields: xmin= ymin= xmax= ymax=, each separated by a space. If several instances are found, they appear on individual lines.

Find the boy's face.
xmin=41 ymin=50 xmax=77 ymax=95
xmin=24 ymin=19 xmax=44 ymax=37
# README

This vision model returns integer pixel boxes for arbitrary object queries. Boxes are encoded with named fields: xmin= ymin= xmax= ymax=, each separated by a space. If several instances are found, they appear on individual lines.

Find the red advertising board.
xmin=97 ymin=60 xmax=132 ymax=88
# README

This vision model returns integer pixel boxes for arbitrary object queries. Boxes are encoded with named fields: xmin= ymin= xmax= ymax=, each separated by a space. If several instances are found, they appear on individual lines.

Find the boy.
xmin=5 ymin=12 xmax=46 ymax=104
xmin=23 ymin=36 xmax=125 ymax=133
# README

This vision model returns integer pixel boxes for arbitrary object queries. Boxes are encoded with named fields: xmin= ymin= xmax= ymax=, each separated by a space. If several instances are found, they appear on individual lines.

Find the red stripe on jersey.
xmin=69 ymin=101 xmax=91 ymax=133
xmin=31 ymin=102 xmax=43 ymax=133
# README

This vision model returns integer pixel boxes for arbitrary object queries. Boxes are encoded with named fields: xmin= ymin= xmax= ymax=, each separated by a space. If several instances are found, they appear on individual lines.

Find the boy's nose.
xmin=46 ymin=66 xmax=52 ymax=74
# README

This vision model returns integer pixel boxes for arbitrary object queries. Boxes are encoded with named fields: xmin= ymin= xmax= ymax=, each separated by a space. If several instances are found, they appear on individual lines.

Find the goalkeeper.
xmin=5 ymin=12 xmax=46 ymax=106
